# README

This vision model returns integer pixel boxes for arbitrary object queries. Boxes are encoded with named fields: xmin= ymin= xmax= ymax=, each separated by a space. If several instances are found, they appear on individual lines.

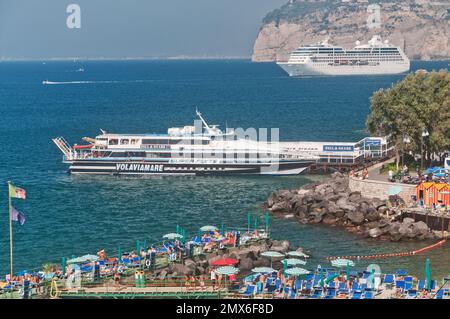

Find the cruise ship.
xmin=277 ymin=35 xmax=410 ymax=76
xmin=52 ymin=111 xmax=317 ymax=176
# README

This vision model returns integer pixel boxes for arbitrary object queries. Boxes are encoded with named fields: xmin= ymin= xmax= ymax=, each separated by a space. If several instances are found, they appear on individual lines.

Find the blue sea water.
xmin=0 ymin=60 xmax=448 ymax=278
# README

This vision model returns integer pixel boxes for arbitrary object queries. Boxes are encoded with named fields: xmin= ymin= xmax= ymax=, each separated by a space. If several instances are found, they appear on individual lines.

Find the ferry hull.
xmin=277 ymin=62 xmax=410 ymax=76
xmin=66 ymin=160 xmax=313 ymax=176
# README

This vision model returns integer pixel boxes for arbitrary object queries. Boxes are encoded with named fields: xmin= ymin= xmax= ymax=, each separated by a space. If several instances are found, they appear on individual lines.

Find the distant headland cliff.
xmin=252 ymin=0 xmax=450 ymax=62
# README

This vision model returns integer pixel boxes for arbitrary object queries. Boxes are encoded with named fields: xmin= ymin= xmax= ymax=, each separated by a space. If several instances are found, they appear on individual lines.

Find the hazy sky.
xmin=0 ymin=0 xmax=287 ymax=59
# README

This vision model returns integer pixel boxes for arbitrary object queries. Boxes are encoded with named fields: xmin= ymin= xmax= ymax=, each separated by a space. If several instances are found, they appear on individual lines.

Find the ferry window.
xmin=109 ymin=139 xmax=118 ymax=145
xmin=121 ymin=139 xmax=129 ymax=145
xmin=130 ymin=139 xmax=138 ymax=144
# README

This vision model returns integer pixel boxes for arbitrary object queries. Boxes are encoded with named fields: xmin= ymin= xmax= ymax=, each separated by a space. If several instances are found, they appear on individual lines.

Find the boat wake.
xmin=42 ymin=79 xmax=159 ymax=85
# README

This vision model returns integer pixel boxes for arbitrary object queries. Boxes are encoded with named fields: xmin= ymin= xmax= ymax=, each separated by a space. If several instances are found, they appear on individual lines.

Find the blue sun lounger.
xmin=384 ymin=274 xmax=395 ymax=286
xmin=364 ymin=291 xmax=374 ymax=299
xmin=311 ymin=289 xmax=323 ymax=299
xmin=289 ymin=289 xmax=297 ymax=299
xmin=351 ymin=291 xmax=362 ymax=299
xmin=242 ymin=285 xmax=255 ymax=298
xmin=324 ymin=289 xmax=336 ymax=299
xmin=395 ymin=281 xmax=405 ymax=290
xmin=338 ymin=282 xmax=349 ymax=294
xmin=435 ymin=289 xmax=448 ymax=299
xmin=407 ymin=290 xmax=417 ymax=298
xmin=418 ymin=279 xmax=426 ymax=290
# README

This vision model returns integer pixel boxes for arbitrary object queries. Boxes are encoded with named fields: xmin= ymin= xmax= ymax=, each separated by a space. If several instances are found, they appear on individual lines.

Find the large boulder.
xmin=239 ymin=257 xmax=254 ymax=271
xmin=366 ymin=208 xmax=380 ymax=222
xmin=348 ymin=191 xmax=362 ymax=203
xmin=411 ymin=221 xmax=430 ymax=238
xmin=368 ymin=227 xmax=383 ymax=238
xmin=347 ymin=211 xmax=365 ymax=225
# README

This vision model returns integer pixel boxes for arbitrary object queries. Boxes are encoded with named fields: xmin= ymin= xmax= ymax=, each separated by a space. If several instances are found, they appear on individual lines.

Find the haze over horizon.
xmin=0 ymin=0 xmax=286 ymax=60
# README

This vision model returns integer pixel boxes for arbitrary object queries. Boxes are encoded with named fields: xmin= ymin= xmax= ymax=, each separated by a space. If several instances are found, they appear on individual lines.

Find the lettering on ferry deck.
xmin=116 ymin=163 xmax=164 ymax=172
xmin=176 ymin=303 xmax=210 ymax=317
xmin=66 ymin=4 xmax=81 ymax=29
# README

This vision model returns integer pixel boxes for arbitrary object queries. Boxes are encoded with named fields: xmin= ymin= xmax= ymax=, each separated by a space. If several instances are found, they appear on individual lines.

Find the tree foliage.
xmin=366 ymin=70 xmax=450 ymax=166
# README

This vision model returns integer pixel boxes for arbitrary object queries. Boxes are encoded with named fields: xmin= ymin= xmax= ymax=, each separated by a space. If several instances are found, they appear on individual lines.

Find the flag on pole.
xmin=9 ymin=184 xmax=26 ymax=199
xmin=11 ymin=206 xmax=26 ymax=225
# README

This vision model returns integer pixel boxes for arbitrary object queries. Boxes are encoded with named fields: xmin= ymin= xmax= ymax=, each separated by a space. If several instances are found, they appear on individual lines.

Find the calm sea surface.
xmin=0 ymin=60 xmax=448 ymax=278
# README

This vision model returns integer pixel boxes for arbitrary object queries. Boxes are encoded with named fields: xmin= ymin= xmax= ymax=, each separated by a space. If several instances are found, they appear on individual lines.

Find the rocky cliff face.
xmin=252 ymin=0 xmax=450 ymax=62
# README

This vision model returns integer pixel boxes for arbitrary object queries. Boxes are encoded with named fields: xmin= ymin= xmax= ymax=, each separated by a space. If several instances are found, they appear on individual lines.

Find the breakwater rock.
xmin=265 ymin=172 xmax=436 ymax=242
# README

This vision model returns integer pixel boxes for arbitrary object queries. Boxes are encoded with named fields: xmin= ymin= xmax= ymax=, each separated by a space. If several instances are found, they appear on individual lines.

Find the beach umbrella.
xmin=143 ymin=240 xmax=147 ymax=250
xmin=325 ymin=274 xmax=339 ymax=284
xmin=210 ymin=258 xmax=238 ymax=267
xmin=136 ymin=240 xmax=141 ymax=254
xmin=61 ymin=257 xmax=66 ymax=275
xmin=176 ymin=225 xmax=180 ymax=234
xmin=163 ymin=233 xmax=183 ymax=240
xmin=331 ymin=258 xmax=355 ymax=268
xmin=425 ymin=259 xmax=431 ymax=291
xmin=247 ymin=213 xmax=251 ymax=232
xmin=320 ymin=270 xmax=325 ymax=288
xmin=261 ymin=251 xmax=284 ymax=268
xmin=215 ymin=266 xmax=239 ymax=276
xmin=118 ymin=245 xmax=122 ymax=264
xmin=220 ymin=223 xmax=224 ymax=236
xmin=396 ymin=269 xmax=407 ymax=276
xmin=265 ymin=211 xmax=269 ymax=232
xmin=216 ymin=266 xmax=239 ymax=286
xmin=283 ymin=259 xmax=288 ymax=276
xmin=254 ymin=215 xmax=258 ymax=230
xmin=252 ymin=267 xmax=276 ymax=274
xmin=182 ymin=228 xmax=186 ymax=244
xmin=284 ymin=267 xmax=310 ymax=276
xmin=81 ymin=254 xmax=99 ymax=262
xmin=287 ymin=251 xmax=309 ymax=258
xmin=281 ymin=258 xmax=307 ymax=266
xmin=200 ymin=225 xmax=218 ymax=232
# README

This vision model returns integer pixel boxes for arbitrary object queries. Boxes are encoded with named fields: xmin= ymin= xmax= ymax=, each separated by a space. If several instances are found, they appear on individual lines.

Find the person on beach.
xmin=190 ymin=275 xmax=197 ymax=291
xmin=388 ymin=169 xmax=394 ymax=182
xmin=210 ymin=269 xmax=217 ymax=290
xmin=199 ymin=275 xmax=206 ymax=291
xmin=184 ymin=275 xmax=191 ymax=291
xmin=349 ymin=169 xmax=355 ymax=178
xmin=217 ymin=274 xmax=223 ymax=290
xmin=114 ymin=271 xmax=121 ymax=287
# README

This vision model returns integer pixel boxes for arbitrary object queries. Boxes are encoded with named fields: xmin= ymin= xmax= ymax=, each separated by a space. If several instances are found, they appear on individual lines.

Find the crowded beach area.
xmin=0 ymin=218 xmax=448 ymax=299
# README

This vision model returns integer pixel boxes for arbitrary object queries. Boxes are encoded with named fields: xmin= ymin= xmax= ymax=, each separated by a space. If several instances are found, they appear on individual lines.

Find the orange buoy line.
xmin=327 ymin=240 xmax=447 ymax=261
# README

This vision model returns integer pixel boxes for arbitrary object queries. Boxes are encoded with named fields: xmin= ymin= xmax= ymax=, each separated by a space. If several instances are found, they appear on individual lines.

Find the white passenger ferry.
xmin=53 ymin=112 xmax=317 ymax=176
xmin=277 ymin=35 xmax=410 ymax=76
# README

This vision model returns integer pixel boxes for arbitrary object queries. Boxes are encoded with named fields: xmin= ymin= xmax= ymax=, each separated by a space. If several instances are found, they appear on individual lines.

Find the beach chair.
xmin=351 ymin=282 xmax=361 ymax=292
xmin=395 ymin=280 xmax=405 ymax=291
xmin=304 ymin=281 xmax=313 ymax=292
xmin=396 ymin=269 xmax=407 ymax=276
xmin=435 ymin=289 xmax=449 ymax=299
xmin=267 ymin=284 xmax=277 ymax=294
xmin=418 ymin=279 xmax=426 ymax=291
xmin=275 ymin=278 xmax=282 ymax=292
xmin=242 ymin=285 xmax=255 ymax=298
xmin=406 ymin=290 xmax=417 ymax=298
xmin=324 ymin=289 xmax=336 ymax=299
xmin=289 ymin=288 xmax=297 ymax=299
xmin=430 ymin=280 xmax=437 ymax=291
xmin=383 ymin=274 xmax=395 ymax=288
xmin=264 ymin=278 xmax=273 ymax=290
xmin=306 ymin=274 xmax=314 ymax=281
xmin=310 ymin=289 xmax=323 ymax=299
xmin=328 ymin=281 xmax=336 ymax=290
xmin=338 ymin=282 xmax=349 ymax=294
xmin=294 ymin=279 xmax=302 ymax=291
xmin=404 ymin=281 xmax=413 ymax=292
xmin=351 ymin=291 xmax=362 ymax=299
xmin=121 ymin=257 xmax=131 ymax=265
xmin=364 ymin=291 xmax=373 ymax=299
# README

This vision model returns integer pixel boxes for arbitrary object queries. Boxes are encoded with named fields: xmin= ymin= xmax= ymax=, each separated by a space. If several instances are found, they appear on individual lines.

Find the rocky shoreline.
xmin=151 ymin=239 xmax=296 ymax=280
xmin=264 ymin=172 xmax=436 ymax=242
